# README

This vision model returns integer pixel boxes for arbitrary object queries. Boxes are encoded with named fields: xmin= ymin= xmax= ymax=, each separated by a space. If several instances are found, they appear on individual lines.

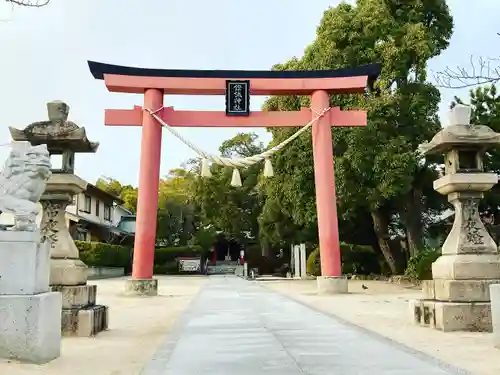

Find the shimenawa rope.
xmin=145 ymin=107 xmax=331 ymax=186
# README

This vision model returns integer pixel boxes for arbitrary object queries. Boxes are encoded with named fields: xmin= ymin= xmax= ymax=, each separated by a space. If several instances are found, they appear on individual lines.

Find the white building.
xmin=65 ymin=182 xmax=136 ymax=243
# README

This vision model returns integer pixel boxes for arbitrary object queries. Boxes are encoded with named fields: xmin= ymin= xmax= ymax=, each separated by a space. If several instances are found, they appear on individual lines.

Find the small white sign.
xmin=179 ymin=258 xmax=201 ymax=272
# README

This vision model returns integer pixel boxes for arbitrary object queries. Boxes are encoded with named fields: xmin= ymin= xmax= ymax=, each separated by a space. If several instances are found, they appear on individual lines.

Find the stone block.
xmin=409 ymin=299 xmax=422 ymax=325
xmin=433 ymin=173 xmax=498 ymax=196
xmin=433 ymin=279 xmax=500 ymax=302
xmin=51 ymin=284 xmax=96 ymax=309
xmin=0 ymin=292 xmax=61 ymax=363
xmin=316 ymin=276 xmax=348 ymax=294
xmin=433 ymin=301 xmax=491 ymax=332
xmin=61 ymin=305 xmax=108 ymax=337
xmin=0 ymin=230 xmax=41 ymax=243
xmin=43 ymin=173 xmax=87 ymax=196
xmin=124 ymin=278 xmax=158 ymax=296
xmin=490 ymin=284 xmax=500 ymax=348
xmin=234 ymin=265 xmax=244 ymax=277
xmin=0 ymin=233 xmax=50 ymax=295
xmin=421 ymin=280 xmax=435 ymax=299
xmin=410 ymin=299 xmax=436 ymax=327
xmin=432 ymin=253 xmax=500 ymax=280
xmin=50 ymin=258 xmax=88 ymax=286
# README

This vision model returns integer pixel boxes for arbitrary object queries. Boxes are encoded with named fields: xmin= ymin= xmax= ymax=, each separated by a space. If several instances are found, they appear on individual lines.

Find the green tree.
xmin=188 ymin=225 xmax=217 ymax=251
xmin=260 ymin=0 xmax=453 ymax=273
xmin=156 ymin=168 xmax=196 ymax=246
xmin=189 ymin=133 xmax=265 ymax=247
xmin=96 ymin=171 xmax=198 ymax=246
xmin=96 ymin=176 xmax=138 ymax=213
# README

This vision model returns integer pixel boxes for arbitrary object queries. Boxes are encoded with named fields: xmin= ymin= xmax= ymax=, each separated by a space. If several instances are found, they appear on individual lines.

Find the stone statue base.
xmin=411 ymin=286 xmax=494 ymax=332
xmin=50 ymin=268 xmax=109 ymax=337
xmin=410 ymin=244 xmax=500 ymax=332
xmin=410 ymin=256 xmax=500 ymax=332
xmin=52 ymin=284 xmax=108 ymax=336
xmin=0 ymin=231 xmax=61 ymax=363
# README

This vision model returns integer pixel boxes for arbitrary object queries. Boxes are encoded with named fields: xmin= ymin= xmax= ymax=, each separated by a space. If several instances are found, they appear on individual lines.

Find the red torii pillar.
xmin=88 ymin=61 xmax=380 ymax=295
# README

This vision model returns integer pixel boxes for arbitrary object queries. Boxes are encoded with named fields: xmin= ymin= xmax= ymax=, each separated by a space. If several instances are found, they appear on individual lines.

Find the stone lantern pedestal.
xmin=42 ymin=174 xmax=88 ymax=286
xmin=410 ymin=104 xmax=500 ymax=332
xmin=41 ymin=174 xmax=108 ymax=337
xmin=9 ymin=101 xmax=108 ymax=337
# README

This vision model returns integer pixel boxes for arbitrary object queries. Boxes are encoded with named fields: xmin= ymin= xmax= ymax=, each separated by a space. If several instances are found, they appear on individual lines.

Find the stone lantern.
xmin=9 ymin=100 xmax=108 ymax=336
xmin=411 ymin=104 xmax=500 ymax=332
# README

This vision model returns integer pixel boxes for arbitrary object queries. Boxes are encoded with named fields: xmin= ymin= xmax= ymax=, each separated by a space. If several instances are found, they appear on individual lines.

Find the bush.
xmin=154 ymin=246 xmax=203 ymax=265
xmin=76 ymin=242 xmax=203 ymax=274
xmin=76 ymin=241 xmax=130 ymax=268
xmin=306 ymin=243 xmax=382 ymax=277
xmin=153 ymin=246 xmax=203 ymax=275
xmin=306 ymin=248 xmax=321 ymax=276
xmin=404 ymin=247 xmax=441 ymax=280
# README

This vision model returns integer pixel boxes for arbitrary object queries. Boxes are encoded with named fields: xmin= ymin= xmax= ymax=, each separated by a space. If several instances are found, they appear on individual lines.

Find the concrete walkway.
xmin=142 ymin=276 xmax=469 ymax=375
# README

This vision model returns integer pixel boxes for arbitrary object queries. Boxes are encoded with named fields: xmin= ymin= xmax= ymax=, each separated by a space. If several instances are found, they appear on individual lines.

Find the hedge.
xmin=306 ymin=243 xmax=382 ymax=276
xmin=153 ymin=246 xmax=203 ymax=275
xmin=75 ymin=241 xmax=203 ymax=272
xmin=76 ymin=241 xmax=130 ymax=268
xmin=154 ymin=246 xmax=203 ymax=265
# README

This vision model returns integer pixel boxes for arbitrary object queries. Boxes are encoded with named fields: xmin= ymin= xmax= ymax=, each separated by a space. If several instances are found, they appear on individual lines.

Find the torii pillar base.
xmin=124 ymin=279 xmax=158 ymax=297
xmin=317 ymin=276 xmax=348 ymax=294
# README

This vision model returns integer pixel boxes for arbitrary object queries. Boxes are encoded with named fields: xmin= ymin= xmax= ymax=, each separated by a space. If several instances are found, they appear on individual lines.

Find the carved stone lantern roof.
xmin=418 ymin=104 xmax=500 ymax=155
xmin=9 ymin=101 xmax=99 ymax=154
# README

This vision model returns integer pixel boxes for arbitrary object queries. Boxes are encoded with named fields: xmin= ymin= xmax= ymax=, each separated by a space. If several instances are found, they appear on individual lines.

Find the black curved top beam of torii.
xmin=87 ymin=61 xmax=381 ymax=91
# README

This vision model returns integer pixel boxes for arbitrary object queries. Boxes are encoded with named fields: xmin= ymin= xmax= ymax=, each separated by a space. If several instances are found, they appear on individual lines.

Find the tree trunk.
xmin=401 ymin=188 xmax=423 ymax=258
xmin=370 ymin=209 xmax=398 ymax=274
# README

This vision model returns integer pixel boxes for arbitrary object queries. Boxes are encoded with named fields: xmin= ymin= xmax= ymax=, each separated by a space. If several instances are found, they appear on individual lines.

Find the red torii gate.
xmin=88 ymin=61 xmax=380 ymax=295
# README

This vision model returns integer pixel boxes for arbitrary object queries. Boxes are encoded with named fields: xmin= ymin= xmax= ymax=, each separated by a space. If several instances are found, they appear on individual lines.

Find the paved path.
xmin=142 ymin=276 xmax=469 ymax=375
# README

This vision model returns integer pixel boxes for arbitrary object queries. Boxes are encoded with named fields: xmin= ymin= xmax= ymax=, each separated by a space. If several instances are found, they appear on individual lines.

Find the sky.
xmin=0 ymin=0 xmax=499 ymax=186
